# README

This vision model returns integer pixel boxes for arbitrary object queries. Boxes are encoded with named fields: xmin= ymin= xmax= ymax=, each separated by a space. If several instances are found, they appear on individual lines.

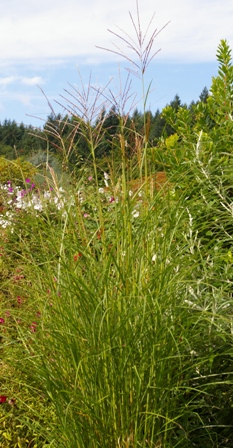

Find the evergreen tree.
xmin=199 ymin=86 xmax=209 ymax=103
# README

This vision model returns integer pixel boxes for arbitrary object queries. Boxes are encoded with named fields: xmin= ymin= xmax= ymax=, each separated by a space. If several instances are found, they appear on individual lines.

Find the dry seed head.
xmin=96 ymin=0 xmax=170 ymax=78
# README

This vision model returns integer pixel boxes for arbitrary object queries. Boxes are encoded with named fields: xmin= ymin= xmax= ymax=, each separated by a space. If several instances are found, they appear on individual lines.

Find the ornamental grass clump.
xmin=1 ymin=5 xmax=233 ymax=448
xmin=11 ymin=154 xmax=233 ymax=447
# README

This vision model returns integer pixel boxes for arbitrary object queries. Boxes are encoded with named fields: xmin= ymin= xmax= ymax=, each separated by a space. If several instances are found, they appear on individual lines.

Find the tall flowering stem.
xmin=97 ymin=0 xmax=170 ymax=180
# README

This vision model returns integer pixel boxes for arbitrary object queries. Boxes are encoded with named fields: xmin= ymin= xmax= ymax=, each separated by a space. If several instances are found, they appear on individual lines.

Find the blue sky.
xmin=0 ymin=0 xmax=233 ymax=127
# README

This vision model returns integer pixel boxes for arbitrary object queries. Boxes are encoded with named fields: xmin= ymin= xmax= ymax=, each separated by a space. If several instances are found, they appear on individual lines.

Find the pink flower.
xmin=88 ymin=176 xmax=93 ymax=181
xmin=109 ymin=196 xmax=115 ymax=203
xmin=17 ymin=296 xmax=23 ymax=305
xmin=25 ymin=178 xmax=31 ymax=183
xmin=0 ymin=318 xmax=5 ymax=324
xmin=13 ymin=275 xmax=25 ymax=281
xmin=30 ymin=321 xmax=37 ymax=333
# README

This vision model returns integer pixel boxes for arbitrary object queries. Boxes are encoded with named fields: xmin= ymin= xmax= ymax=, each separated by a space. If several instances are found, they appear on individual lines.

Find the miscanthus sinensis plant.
xmin=1 ymin=10 xmax=233 ymax=448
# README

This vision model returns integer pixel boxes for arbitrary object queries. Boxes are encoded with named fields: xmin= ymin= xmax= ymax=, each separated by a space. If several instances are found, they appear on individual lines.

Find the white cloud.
xmin=0 ymin=0 xmax=232 ymax=65
xmin=0 ymin=76 xmax=18 ymax=86
xmin=21 ymin=76 xmax=43 ymax=86
xmin=0 ymin=76 xmax=44 ymax=88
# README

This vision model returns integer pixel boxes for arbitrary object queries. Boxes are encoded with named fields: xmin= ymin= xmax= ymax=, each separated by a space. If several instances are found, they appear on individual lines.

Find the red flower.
xmin=0 ymin=318 xmax=5 ymax=324
xmin=0 ymin=396 xmax=7 ymax=403
xmin=17 ymin=296 xmax=23 ymax=305
xmin=74 ymin=253 xmax=82 ymax=261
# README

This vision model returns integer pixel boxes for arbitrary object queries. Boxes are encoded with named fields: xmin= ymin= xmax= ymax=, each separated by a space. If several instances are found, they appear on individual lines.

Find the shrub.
xmin=0 ymin=157 xmax=36 ymax=186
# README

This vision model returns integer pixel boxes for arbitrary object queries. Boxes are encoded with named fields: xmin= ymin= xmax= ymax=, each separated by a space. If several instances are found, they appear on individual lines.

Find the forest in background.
xmin=0 ymin=87 xmax=209 ymax=166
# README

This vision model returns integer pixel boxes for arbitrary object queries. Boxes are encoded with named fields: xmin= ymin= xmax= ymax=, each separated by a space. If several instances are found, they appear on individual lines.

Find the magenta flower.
xmin=0 ymin=318 xmax=5 ymax=324
xmin=25 ymin=178 xmax=31 ymax=183
xmin=20 ymin=190 xmax=26 ymax=198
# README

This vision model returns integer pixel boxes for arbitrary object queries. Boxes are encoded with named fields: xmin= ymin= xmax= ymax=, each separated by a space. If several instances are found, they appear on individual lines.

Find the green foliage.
xmin=0 ymin=157 xmax=36 ymax=185
xmin=162 ymin=40 xmax=233 ymax=154
xmin=0 ymin=143 xmax=15 ymax=159
xmin=0 ymin=120 xmax=46 ymax=159
xmin=209 ymin=39 xmax=233 ymax=123
xmin=2 ymin=37 xmax=233 ymax=448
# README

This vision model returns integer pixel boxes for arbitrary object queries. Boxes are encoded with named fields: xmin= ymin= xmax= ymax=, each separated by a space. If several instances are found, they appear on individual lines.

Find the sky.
xmin=0 ymin=0 xmax=233 ymax=127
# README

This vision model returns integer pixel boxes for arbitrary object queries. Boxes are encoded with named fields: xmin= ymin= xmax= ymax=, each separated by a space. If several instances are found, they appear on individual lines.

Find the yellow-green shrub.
xmin=0 ymin=157 xmax=36 ymax=186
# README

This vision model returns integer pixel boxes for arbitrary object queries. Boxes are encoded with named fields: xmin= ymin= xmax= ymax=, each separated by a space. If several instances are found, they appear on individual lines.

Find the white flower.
xmin=43 ymin=191 xmax=51 ymax=199
xmin=0 ymin=218 xmax=9 ymax=228
xmin=152 ymin=254 xmax=157 ymax=262
xmin=132 ymin=210 xmax=139 ymax=218
xmin=99 ymin=188 xmax=105 ymax=194
xmin=34 ymin=202 xmax=43 ymax=211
